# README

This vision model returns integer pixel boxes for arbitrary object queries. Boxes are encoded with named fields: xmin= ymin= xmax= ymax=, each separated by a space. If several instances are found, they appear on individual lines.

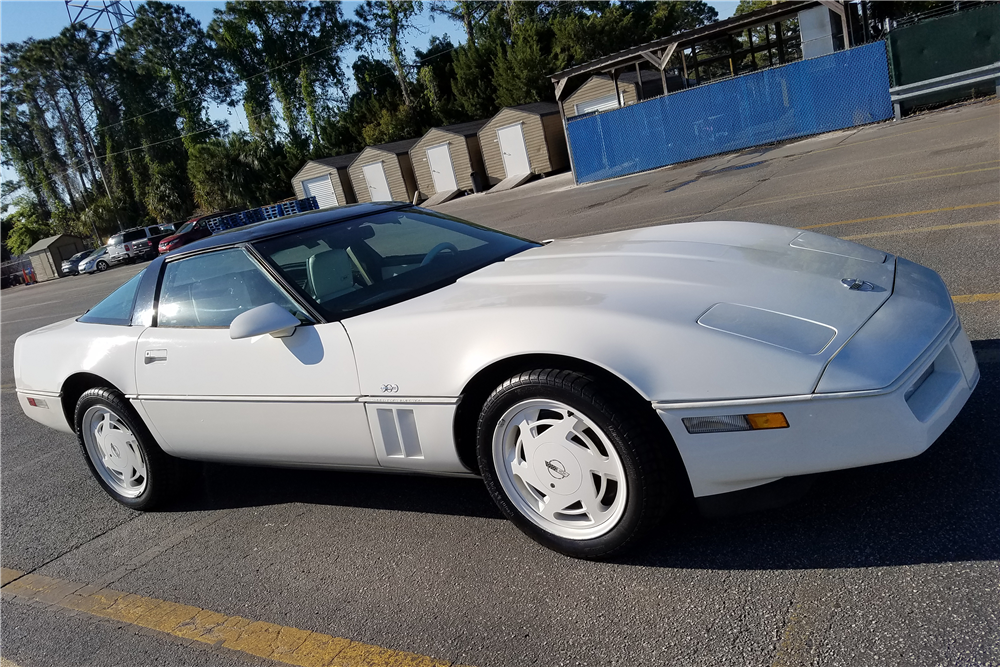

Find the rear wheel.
xmin=75 ymin=387 xmax=180 ymax=510
xmin=477 ymin=369 xmax=677 ymax=559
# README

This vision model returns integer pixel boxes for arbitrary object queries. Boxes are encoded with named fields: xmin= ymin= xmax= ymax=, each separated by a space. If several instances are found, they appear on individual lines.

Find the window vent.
xmin=376 ymin=408 xmax=423 ymax=458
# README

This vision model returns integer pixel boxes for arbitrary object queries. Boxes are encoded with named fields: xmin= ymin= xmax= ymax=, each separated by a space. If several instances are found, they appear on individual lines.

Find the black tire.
xmin=477 ymin=369 xmax=677 ymax=559
xmin=74 ymin=387 xmax=180 ymax=510
xmin=96 ymin=260 xmax=108 ymax=272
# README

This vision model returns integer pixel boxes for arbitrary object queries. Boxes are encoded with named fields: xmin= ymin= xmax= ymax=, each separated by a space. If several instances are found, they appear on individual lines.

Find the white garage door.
xmin=575 ymin=93 xmax=621 ymax=116
xmin=301 ymin=175 xmax=339 ymax=209
xmin=497 ymin=123 xmax=531 ymax=178
xmin=426 ymin=143 xmax=458 ymax=193
xmin=362 ymin=162 xmax=393 ymax=202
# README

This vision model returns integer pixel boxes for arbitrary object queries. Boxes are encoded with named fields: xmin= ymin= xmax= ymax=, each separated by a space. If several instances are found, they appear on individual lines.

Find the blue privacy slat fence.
xmin=567 ymin=42 xmax=893 ymax=184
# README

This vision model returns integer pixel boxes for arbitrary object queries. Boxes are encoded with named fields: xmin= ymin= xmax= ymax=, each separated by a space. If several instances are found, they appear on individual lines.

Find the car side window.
xmin=157 ymin=248 xmax=310 ymax=328
xmin=78 ymin=271 xmax=144 ymax=325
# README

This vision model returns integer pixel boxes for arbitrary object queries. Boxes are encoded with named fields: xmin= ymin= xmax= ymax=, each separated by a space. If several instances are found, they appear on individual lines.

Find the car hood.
xmin=345 ymin=221 xmax=898 ymax=401
xmin=461 ymin=221 xmax=894 ymax=347
xmin=159 ymin=233 xmax=182 ymax=245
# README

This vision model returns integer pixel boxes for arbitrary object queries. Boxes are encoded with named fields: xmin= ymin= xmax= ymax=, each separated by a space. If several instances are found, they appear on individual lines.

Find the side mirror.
xmin=230 ymin=303 xmax=301 ymax=340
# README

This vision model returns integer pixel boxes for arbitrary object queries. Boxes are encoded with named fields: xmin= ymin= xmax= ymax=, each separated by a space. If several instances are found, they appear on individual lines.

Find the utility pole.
xmin=65 ymin=1 xmax=136 ymax=48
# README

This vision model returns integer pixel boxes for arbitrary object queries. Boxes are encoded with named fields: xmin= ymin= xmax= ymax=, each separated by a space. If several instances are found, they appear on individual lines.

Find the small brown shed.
xmin=291 ymin=154 xmax=360 ymax=208
xmin=564 ymin=70 xmax=691 ymax=118
xmin=478 ymin=102 xmax=569 ymax=186
xmin=348 ymin=138 xmax=420 ymax=203
xmin=24 ymin=234 xmax=86 ymax=281
xmin=409 ymin=120 xmax=489 ymax=200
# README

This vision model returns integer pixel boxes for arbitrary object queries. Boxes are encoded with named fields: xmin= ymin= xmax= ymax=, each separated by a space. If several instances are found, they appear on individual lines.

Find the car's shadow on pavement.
xmin=171 ymin=340 xmax=1000 ymax=571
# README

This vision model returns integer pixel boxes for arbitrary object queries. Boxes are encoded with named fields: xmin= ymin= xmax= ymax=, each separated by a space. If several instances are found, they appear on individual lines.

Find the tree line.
xmin=2 ymin=0 xmax=726 ymax=254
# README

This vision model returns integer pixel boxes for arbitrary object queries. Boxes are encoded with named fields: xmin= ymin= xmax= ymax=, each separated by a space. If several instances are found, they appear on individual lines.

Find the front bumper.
xmin=655 ymin=317 xmax=979 ymax=497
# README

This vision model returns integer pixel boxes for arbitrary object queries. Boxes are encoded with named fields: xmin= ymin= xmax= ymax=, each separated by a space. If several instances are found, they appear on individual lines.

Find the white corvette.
xmin=15 ymin=204 xmax=979 ymax=558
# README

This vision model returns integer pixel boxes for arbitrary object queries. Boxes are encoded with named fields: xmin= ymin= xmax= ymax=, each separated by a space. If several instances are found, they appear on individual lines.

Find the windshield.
xmin=253 ymin=209 xmax=537 ymax=320
xmin=176 ymin=221 xmax=196 ymax=235
xmin=88 ymin=247 xmax=107 ymax=259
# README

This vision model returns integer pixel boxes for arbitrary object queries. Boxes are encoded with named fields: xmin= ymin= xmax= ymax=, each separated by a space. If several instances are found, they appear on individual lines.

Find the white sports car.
xmin=15 ymin=204 xmax=979 ymax=558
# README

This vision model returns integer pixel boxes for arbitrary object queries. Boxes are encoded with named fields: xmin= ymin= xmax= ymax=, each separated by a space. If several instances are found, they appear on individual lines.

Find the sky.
xmin=0 ymin=0 xmax=467 ymax=132
xmin=0 ymin=0 xmax=738 ymax=187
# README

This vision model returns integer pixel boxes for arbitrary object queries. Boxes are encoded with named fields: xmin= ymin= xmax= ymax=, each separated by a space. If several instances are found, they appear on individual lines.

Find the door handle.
xmin=144 ymin=349 xmax=167 ymax=363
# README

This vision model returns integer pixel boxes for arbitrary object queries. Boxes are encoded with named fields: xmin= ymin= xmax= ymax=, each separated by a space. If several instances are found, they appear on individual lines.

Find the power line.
xmin=12 ymin=38 xmax=345 ymax=172
xmin=10 ymin=17 xmax=466 ymax=189
xmin=25 ymin=111 xmax=271 ymax=197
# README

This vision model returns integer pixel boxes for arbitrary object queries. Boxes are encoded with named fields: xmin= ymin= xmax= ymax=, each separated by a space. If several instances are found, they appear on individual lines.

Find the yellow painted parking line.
xmin=645 ymin=165 xmax=1000 ymax=227
xmin=713 ymin=165 xmax=1000 ymax=216
xmin=807 ymin=109 xmax=1000 ymax=157
xmin=803 ymin=201 xmax=1000 ymax=229
xmin=840 ymin=219 xmax=1000 ymax=240
xmin=953 ymin=292 xmax=1000 ymax=304
xmin=2 ymin=570 xmax=461 ymax=667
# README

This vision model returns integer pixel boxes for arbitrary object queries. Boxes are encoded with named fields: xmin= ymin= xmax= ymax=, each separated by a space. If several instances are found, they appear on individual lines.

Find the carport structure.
xmin=549 ymin=1 xmax=856 ymax=179
xmin=291 ymin=153 xmax=360 ymax=209
xmin=409 ymin=119 xmax=489 ymax=205
xmin=564 ymin=70 xmax=690 ymax=119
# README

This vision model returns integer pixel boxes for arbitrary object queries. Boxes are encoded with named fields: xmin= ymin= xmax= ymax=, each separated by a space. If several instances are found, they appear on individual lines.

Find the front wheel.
xmin=96 ymin=260 xmax=108 ymax=272
xmin=477 ymin=369 xmax=677 ymax=559
xmin=75 ymin=387 xmax=180 ymax=510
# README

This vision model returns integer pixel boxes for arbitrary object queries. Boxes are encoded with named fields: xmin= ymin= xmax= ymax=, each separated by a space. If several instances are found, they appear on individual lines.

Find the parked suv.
xmin=131 ymin=224 xmax=175 ymax=260
xmin=108 ymin=224 xmax=175 ymax=265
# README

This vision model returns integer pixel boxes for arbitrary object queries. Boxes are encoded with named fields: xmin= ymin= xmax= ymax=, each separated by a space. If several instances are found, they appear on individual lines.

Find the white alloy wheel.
xmin=492 ymin=398 xmax=628 ymax=540
xmin=80 ymin=405 xmax=148 ymax=498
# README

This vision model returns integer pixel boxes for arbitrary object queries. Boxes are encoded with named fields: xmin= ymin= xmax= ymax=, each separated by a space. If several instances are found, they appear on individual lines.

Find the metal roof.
xmin=549 ymin=1 xmax=814 ymax=82
xmin=25 ymin=234 xmax=84 ymax=253
xmin=292 ymin=153 xmax=361 ymax=181
xmin=366 ymin=137 xmax=421 ymax=155
xmin=429 ymin=119 xmax=490 ymax=137
xmin=309 ymin=153 xmax=361 ymax=170
xmin=501 ymin=101 xmax=561 ymax=116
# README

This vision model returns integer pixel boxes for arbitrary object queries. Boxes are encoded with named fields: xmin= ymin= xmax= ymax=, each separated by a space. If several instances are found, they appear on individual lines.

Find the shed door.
xmin=301 ymin=175 xmax=339 ymax=209
xmin=426 ymin=143 xmax=458 ymax=193
xmin=362 ymin=162 xmax=393 ymax=201
xmin=497 ymin=123 xmax=531 ymax=177
xmin=575 ymin=92 xmax=622 ymax=116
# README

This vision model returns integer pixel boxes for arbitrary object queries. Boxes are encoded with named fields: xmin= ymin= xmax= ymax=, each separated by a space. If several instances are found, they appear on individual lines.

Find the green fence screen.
xmin=888 ymin=4 xmax=1000 ymax=107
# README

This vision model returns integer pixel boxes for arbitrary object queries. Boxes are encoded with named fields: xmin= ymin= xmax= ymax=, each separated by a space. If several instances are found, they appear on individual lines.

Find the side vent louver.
xmin=376 ymin=408 xmax=423 ymax=458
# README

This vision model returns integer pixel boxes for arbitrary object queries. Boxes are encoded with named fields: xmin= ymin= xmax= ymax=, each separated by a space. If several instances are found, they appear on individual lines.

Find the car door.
xmin=134 ymin=246 xmax=376 ymax=467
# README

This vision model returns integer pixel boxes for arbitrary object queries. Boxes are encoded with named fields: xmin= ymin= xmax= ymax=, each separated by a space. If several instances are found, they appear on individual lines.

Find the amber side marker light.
xmin=683 ymin=412 xmax=788 ymax=434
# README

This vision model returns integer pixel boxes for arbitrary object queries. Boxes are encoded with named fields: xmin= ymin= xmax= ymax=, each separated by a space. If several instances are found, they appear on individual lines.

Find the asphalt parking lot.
xmin=2 ymin=100 xmax=998 ymax=667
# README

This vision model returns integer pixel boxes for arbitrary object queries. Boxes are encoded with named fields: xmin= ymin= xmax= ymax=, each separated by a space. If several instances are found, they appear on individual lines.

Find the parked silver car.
xmin=79 ymin=247 xmax=111 ymax=274
xmin=61 ymin=250 xmax=93 ymax=276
